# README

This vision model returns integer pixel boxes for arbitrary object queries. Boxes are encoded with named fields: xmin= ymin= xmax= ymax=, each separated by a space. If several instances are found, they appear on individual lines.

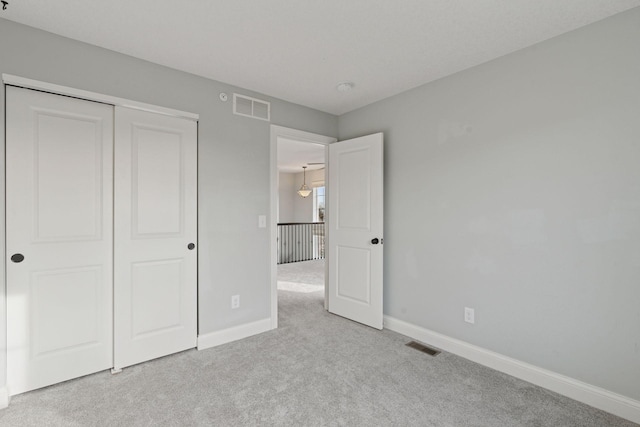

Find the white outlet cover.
xmin=464 ymin=307 xmax=475 ymax=324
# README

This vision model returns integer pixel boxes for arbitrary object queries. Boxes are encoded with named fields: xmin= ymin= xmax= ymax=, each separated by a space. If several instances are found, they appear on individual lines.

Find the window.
xmin=313 ymin=186 xmax=325 ymax=222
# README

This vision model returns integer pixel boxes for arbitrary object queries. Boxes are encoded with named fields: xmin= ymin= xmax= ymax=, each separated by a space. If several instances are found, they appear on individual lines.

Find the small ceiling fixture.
xmin=336 ymin=82 xmax=354 ymax=92
xmin=297 ymin=166 xmax=312 ymax=198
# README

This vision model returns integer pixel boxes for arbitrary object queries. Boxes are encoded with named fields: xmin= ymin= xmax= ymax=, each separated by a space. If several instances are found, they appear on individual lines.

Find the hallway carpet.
xmin=0 ymin=264 xmax=635 ymax=426
xmin=277 ymin=259 xmax=325 ymax=293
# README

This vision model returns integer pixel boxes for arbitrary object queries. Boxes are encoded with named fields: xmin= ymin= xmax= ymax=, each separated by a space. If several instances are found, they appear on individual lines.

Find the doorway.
xmin=269 ymin=126 xmax=336 ymax=328
xmin=270 ymin=127 xmax=384 ymax=330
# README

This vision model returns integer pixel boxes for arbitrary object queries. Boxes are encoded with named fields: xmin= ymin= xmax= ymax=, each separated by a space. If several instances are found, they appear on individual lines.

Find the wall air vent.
xmin=233 ymin=93 xmax=270 ymax=122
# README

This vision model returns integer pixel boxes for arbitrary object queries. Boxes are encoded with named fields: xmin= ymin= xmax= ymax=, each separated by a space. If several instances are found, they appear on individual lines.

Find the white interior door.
xmin=6 ymin=86 xmax=114 ymax=395
xmin=328 ymin=133 xmax=384 ymax=329
xmin=114 ymin=107 xmax=198 ymax=370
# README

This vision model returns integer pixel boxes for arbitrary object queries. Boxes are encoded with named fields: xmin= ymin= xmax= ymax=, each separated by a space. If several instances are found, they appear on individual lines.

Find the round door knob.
xmin=371 ymin=238 xmax=379 ymax=245
xmin=188 ymin=243 xmax=196 ymax=250
xmin=11 ymin=253 xmax=25 ymax=263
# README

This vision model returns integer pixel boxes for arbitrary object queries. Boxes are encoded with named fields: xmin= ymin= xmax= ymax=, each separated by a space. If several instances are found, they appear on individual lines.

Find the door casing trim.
xmin=2 ymin=74 xmax=198 ymax=121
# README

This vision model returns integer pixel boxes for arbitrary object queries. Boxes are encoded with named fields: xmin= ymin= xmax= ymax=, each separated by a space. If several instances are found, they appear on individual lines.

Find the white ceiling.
xmin=2 ymin=1 xmax=639 ymax=115
xmin=277 ymin=138 xmax=325 ymax=174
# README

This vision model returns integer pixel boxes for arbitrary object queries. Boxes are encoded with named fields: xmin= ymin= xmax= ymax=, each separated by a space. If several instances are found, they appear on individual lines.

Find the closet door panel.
xmin=114 ymin=107 xmax=197 ymax=370
xmin=132 ymin=126 xmax=183 ymax=236
xmin=6 ymin=86 xmax=114 ymax=395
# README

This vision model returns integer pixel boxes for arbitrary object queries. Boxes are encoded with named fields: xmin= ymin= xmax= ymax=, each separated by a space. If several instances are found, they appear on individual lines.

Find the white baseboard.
xmin=383 ymin=315 xmax=640 ymax=425
xmin=0 ymin=387 xmax=9 ymax=409
xmin=197 ymin=318 xmax=272 ymax=351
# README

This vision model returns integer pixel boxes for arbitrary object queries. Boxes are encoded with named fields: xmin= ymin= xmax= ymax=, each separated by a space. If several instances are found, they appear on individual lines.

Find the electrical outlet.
xmin=464 ymin=307 xmax=475 ymax=324
xmin=231 ymin=295 xmax=240 ymax=309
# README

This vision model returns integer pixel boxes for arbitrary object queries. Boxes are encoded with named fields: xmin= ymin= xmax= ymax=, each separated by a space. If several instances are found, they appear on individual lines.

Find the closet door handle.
xmin=371 ymin=238 xmax=379 ymax=245
xmin=187 ymin=243 xmax=195 ymax=250
xmin=11 ymin=253 xmax=25 ymax=263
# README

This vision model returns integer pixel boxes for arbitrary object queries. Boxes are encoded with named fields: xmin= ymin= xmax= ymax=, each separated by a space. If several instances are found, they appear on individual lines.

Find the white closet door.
xmin=6 ymin=86 xmax=114 ymax=395
xmin=114 ymin=107 xmax=198 ymax=370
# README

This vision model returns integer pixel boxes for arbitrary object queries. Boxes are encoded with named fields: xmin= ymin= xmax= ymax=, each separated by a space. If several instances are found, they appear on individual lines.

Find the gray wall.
xmin=0 ymin=19 xmax=337 ymax=387
xmin=278 ymin=169 xmax=325 ymax=223
xmin=293 ymin=169 xmax=325 ymax=223
xmin=278 ymin=172 xmax=296 ymax=223
xmin=339 ymin=8 xmax=640 ymax=400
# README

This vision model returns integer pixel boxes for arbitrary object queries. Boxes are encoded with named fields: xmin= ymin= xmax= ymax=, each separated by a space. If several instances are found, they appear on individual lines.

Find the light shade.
xmin=297 ymin=166 xmax=312 ymax=198
xmin=297 ymin=184 xmax=312 ymax=198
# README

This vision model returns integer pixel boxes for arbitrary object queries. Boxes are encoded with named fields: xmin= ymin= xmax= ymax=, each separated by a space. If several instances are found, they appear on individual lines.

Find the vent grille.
xmin=233 ymin=93 xmax=270 ymax=121
xmin=406 ymin=341 xmax=441 ymax=356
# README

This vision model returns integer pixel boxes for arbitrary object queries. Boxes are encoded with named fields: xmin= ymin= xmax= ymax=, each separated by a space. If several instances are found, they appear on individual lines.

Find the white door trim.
xmin=269 ymin=125 xmax=336 ymax=329
xmin=2 ymin=74 xmax=199 ymax=121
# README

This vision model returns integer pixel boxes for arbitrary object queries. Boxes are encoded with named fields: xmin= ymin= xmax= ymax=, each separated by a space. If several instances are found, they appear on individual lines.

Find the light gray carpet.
xmin=0 ymin=260 xmax=636 ymax=426
xmin=278 ymin=259 xmax=325 ymax=284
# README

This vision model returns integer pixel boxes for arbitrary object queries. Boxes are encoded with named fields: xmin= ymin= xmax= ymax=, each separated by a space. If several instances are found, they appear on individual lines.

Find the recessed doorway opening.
xmin=277 ymin=139 xmax=325 ymax=299
xmin=269 ymin=126 xmax=336 ymax=329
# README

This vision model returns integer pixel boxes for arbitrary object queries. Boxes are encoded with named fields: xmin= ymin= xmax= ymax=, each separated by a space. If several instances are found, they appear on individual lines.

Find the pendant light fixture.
xmin=297 ymin=166 xmax=312 ymax=198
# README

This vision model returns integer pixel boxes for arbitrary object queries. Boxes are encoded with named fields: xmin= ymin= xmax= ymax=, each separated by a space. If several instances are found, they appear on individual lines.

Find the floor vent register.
xmin=406 ymin=341 xmax=441 ymax=356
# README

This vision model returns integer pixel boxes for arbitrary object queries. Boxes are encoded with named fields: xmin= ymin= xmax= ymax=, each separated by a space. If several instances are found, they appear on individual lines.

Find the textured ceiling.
xmin=2 ymin=1 xmax=639 ymax=115
xmin=277 ymin=138 xmax=325 ymax=174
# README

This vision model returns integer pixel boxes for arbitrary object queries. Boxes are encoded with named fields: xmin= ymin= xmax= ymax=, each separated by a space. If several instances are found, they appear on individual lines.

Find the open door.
xmin=328 ymin=133 xmax=383 ymax=329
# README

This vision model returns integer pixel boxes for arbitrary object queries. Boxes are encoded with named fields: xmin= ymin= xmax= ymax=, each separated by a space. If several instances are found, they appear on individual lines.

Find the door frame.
xmin=269 ymin=125 xmax=336 ymax=329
